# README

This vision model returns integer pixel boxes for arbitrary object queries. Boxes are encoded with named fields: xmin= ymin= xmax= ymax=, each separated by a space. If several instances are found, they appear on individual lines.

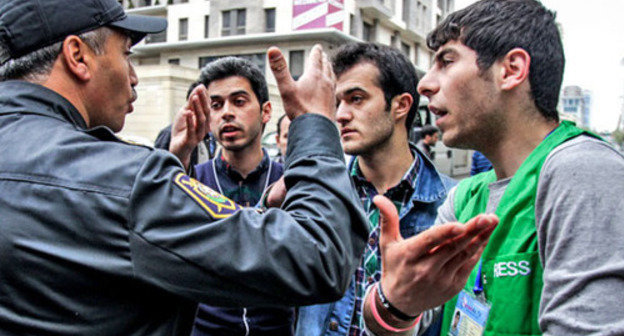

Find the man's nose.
xmin=417 ymin=71 xmax=438 ymax=99
xmin=335 ymin=102 xmax=352 ymax=124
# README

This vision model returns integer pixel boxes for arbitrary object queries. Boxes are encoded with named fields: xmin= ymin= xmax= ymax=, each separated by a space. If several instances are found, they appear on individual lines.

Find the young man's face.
xmin=86 ymin=30 xmax=138 ymax=132
xmin=425 ymin=132 xmax=439 ymax=146
xmin=417 ymin=40 xmax=502 ymax=150
xmin=335 ymin=62 xmax=394 ymax=156
xmin=207 ymin=76 xmax=269 ymax=152
xmin=275 ymin=116 xmax=290 ymax=157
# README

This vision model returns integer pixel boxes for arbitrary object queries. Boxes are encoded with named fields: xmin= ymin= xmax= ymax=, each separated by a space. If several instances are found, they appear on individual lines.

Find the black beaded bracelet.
xmin=376 ymin=282 xmax=419 ymax=321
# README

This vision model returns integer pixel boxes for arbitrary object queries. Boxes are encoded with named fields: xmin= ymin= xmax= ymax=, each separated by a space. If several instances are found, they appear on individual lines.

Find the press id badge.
xmin=447 ymin=289 xmax=491 ymax=336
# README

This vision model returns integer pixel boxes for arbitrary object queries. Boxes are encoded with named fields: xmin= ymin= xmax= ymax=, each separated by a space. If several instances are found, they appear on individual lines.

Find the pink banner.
xmin=292 ymin=0 xmax=344 ymax=31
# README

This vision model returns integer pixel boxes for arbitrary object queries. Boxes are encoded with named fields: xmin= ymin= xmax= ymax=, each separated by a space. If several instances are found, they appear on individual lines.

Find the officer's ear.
xmin=60 ymin=35 xmax=94 ymax=82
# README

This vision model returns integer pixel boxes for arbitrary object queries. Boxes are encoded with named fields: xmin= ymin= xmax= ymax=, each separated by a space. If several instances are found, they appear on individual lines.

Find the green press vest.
xmin=440 ymin=121 xmax=589 ymax=336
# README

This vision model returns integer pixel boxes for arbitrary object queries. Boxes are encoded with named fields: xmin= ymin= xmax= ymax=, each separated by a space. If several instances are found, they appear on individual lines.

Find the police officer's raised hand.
xmin=268 ymin=44 xmax=336 ymax=121
xmin=169 ymin=84 xmax=210 ymax=169
xmin=363 ymin=195 xmax=498 ymax=335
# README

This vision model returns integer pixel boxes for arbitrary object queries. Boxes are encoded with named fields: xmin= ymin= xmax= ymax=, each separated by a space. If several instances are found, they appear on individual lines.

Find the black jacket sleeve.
xmin=128 ymin=114 xmax=369 ymax=307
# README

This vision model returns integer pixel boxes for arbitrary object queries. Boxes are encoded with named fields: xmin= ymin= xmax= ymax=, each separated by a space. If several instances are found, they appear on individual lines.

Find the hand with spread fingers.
xmin=268 ymin=44 xmax=336 ymax=121
xmin=169 ymin=84 xmax=210 ymax=170
xmin=364 ymin=195 xmax=498 ymax=335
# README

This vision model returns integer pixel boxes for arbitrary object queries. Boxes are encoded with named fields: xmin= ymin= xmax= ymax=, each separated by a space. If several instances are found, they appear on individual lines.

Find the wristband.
xmin=370 ymin=285 xmax=421 ymax=333
xmin=377 ymin=282 xmax=420 ymax=321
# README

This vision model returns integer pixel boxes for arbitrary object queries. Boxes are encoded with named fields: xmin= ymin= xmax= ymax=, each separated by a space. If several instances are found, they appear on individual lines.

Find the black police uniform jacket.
xmin=0 ymin=81 xmax=368 ymax=335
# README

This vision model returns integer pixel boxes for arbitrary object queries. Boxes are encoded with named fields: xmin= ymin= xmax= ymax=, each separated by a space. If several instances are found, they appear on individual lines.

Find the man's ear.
xmin=500 ymin=48 xmax=530 ymax=91
xmin=391 ymin=93 xmax=413 ymax=123
xmin=60 ymin=35 xmax=94 ymax=82
xmin=261 ymin=101 xmax=272 ymax=124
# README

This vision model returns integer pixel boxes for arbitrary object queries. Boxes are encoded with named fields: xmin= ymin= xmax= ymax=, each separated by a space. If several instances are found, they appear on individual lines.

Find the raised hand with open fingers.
xmin=267 ymin=44 xmax=336 ymax=121
xmin=373 ymin=195 xmax=498 ymax=317
xmin=169 ymin=84 xmax=210 ymax=169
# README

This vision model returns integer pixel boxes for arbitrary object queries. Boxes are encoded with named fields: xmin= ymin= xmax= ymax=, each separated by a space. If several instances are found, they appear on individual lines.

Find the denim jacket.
xmin=295 ymin=145 xmax=456 ymax=336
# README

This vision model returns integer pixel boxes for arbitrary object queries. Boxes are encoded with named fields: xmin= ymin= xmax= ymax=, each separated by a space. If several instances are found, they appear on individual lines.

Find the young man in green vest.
xmin=362 ymin=0 xmax=624 ymax=335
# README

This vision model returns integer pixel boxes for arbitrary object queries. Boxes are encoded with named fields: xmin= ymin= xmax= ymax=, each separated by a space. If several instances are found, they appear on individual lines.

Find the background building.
xmin=560 ymin=85 xmax=592 ymax=129
xmin=117 ymin=0 xmax=454 ymax=143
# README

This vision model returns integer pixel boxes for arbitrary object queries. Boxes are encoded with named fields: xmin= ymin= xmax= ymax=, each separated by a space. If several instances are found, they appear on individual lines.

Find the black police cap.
xmin=0 ymin=0 xmax=167 ymax=65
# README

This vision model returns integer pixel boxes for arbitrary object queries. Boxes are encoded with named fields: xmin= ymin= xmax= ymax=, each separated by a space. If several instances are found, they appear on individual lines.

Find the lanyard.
xmin=473 ymin=259 xmax=484 ymax=295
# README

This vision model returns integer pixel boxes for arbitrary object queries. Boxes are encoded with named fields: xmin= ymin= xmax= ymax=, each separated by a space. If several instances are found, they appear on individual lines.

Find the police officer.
xmin=0 ymin=0 xmax=367 ymax=334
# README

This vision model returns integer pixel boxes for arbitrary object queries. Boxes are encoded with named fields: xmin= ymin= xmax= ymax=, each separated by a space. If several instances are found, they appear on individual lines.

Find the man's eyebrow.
xmin=209 ymin=90 xmax=250 ymax=100
xmin=337 ymin=86 xmax=367 ymax=98
xmin=228 ymin=90 xmax=251 ymax=98
xmin=435 ymin=47 xmax=457 ymax=62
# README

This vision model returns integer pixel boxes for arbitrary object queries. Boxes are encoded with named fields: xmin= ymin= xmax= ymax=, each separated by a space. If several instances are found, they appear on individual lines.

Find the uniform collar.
xmin=0 ymin=80 xmax=88 ymax=129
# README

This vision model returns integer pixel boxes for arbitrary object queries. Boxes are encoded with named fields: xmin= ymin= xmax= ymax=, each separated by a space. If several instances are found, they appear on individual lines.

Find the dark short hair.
xmin=276 ymin=114 xmax=288 ymax=137
xmin=421 ymin=125 xmax=439 ymax=137
xmin=198 ymin=57 xmax=269 ymax=105
xmin=427 ymin=0 xmax=563 ymax=121
xmin=332 ymin=42 xmax=421 ymax=130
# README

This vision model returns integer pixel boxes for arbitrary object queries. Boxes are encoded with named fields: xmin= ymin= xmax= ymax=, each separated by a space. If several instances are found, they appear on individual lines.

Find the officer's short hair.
xmin=0 ymin=28 xmax=112 ymax=82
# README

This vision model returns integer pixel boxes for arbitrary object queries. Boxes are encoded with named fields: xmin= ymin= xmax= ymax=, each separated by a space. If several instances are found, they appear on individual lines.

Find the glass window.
xmin=236 ymin=9 xmax=246 ymax=35
xmin=401 ymin=42 xmax=410 ymax=56
xmin=222 ymin=10 xmax=231 ymax=36
xmin=145 ymin=30 xmax=166 ymax=44
xmin=363 ymin=21 xmax=373 ymax=42
xmin=402 ymin=0 xmax=409 ymax=22
xmin=265 ymin=8 xmax=275 ymax=32
xmin=289 ymin=50 xmax=304 ymax=80
xmin=168 ymin=58 xmax=180 ymax=65
xmin=414 ymin=43 xmax=420 ymax=65
xmin=199 ymin=53 xmax=266 ymax=72
xmin=179 ymin=18 xmax=188 ymax=41
xmin=204 ymin=15 xmax=210 ymax=38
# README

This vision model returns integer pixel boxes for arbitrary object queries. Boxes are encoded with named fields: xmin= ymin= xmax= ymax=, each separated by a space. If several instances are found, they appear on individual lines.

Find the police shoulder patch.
xmin=173 ymin=172 xmax=242 ymax=218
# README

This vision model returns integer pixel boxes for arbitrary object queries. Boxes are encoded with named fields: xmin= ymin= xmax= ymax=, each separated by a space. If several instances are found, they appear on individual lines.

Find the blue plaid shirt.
xmin=295 ymin=144 xmax=455 ymax=336
xmin=346 ymin=152 xmax=420 ymax=335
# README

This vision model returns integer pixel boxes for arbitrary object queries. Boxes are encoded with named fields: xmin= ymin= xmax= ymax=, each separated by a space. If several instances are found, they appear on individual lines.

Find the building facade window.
xmin=414 ymin=43 xmax=420 ymax=65
xmin=168 ymin=58 xmax=180 ymax=65
xmin=236 ymin=9 xmax=246 ymax=35
xmin=199 ymin=53 xmax=265 ymax=72
xmin=416 ymin=1 xmax=422 ymax=27
xmin=145 ymin=30 xmax=166 ymax=44
xmin=179 ymin=18 xmax=188 ymax=41
xmin=289 ymin=50 xmax=304 ymax=80
xmin=222 ymin=10 xmax=231 ymax=36
xmin=402 ymin=0 xmax=410 ymax=23
xmin=204 ymin=15 xmax=210 ymax=38
xmin=265 ymin=8 xmax=275 ymax=32
xmin=363 ymin=21 xmax=373 ymax=42
xmin=222 ymin=9 xmax=246 ymax=36
xmin=401 ymin=42 xmax=410 ymax=56
xmin=349 ymin=14 xmax=357 ymax=36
